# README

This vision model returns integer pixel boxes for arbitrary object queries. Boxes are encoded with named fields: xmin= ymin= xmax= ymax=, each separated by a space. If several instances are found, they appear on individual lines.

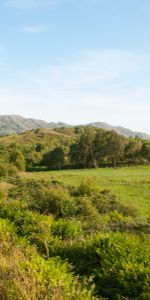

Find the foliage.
xmin=0 ymin=157 xmax=150 ymax=299
xmin=42 ymin=147 xmax=65 ymax=170
xmin=9 ymin=147 xmax=26 ymax=171
xmin=0 ymin=162 xmax=18 ymax=178
xmin=0 ymin=126 xmax=150 ymax=171
xmin=0 ymin=218 xmax=98 ymax=300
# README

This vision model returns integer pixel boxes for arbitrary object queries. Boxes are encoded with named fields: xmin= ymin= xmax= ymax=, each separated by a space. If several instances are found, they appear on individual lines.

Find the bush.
xmin=94 ymin=233 xmax=150 ymax=299
xmin=51 ymin=233 xmax=150 ymax=300
xmin=0 ymin=163 xmax=8 ymax=178
xmin=0 ymin=163 xmax=18 ymax=179
xmin=29 ymin=185 xmax=77 ymax=217
xmin=51 ymin=219 xmax=83 ymax=239
xmin=0 ymin=177 xmax=149 ymax=299
xmin=0 ymin=218 xmax=98 ymax=300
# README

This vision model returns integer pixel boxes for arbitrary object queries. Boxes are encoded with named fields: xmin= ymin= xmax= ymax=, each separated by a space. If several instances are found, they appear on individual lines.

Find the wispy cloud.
xmin=0 ymin=48 xmax=150 ymax=132
xmin=4 ymin=0 xmax=97 ymax=10
xmin=34 ymin=49 xmax=138 ymax=91
xmin=5 ymin=0 xmax=57 ymax=9
xmin=20 ymin=25 xmax=50 ymax=33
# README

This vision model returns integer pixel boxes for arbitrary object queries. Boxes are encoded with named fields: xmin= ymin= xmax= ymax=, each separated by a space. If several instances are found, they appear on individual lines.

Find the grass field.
xmin=1 ymin=165 xmax=150 ymax=299
xmin=24 ymin=165 xmax=150 ymax=217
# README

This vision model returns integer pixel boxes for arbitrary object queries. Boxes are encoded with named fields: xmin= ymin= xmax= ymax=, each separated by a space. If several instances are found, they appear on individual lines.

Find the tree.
xmin=9 ymin=149 xmax=26 ymax=171
xmin=93 ymin=129 xmax=109 ymax=166
xmin=124 ymin=138 xmax=142 ymax=164
xmin=70 ymin=128 xmax=96 ymax=168
xmin=69 ymin=142 xmax=80 ymax=168
xmin=42 ymin=147 xmax=65 ymax=170
xmin=141 ymin=143 xmax=150 ymax=161
xmin=105 ymin=131 xmax=126 ymax=167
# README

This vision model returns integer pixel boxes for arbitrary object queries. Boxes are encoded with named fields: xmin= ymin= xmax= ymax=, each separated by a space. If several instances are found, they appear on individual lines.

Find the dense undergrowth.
xmin=0 ymin=174 xmax=150 ymax=299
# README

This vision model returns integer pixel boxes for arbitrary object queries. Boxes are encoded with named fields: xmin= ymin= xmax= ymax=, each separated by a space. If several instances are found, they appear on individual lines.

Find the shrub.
xmin=29 ymin=185 xmax=77 ymax=217
xmin=0 ymin=218 xmax=98 ymax=300
xmin=52 ymin=233 xmax=150 ymax=300
xmin=74 ymin=179 xmax=100 ymax=197
xmin=0 ymin=163 xmax=18 ymax=179
xmin=51 ymin=219 xmax=83 ymax=239
xmin=0 ymin=163 xmax=8 ymax=178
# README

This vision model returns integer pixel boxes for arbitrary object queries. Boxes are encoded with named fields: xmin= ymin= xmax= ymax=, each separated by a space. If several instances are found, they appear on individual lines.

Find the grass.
xmin=24 ymin=165 xmax=150 ymax=216
xmin=1 ymin=165 xmax=150 ymax=299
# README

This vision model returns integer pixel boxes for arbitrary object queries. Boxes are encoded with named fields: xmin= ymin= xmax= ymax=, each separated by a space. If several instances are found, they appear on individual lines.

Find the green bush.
xmin=0 ymin=163 xmax=8 ymax=178
xmin=51 ymin=219 xmax=83 ymax=239
xmin=0 ymin=176 xmax=149 ymax=300
xmin=29 ymin=185 xmax=77 ymax=217
xmin=51 ymin=233 xmax=150 ymax=300
xmin=94 ymin=233 xmax=150 ymax=300
xmin=0 ymin=218 xmax=98 ymax=300
xmin=0 ymin=163 xmax=18 ymax=179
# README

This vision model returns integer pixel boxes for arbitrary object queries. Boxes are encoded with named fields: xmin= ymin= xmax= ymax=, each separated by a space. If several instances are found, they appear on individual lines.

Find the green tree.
xmin=106 ymin=131 xmax=126 ymax=167
xmin=69 ymin=142 xmax=80 ymax=168
xmin=141 ymin=142 xmax=150 ymax=161
xmin=9 ymin=149 xmax=26 ymax=171
xmin=42 ymin=147 xmax=65 ymax=170
xmin=125 ymin=138 xmax=142 ymax=164
xmin=75 ymin=128 xmax=96 ymax=168
xmin=93 ymin=129 xmax=109 ymax=166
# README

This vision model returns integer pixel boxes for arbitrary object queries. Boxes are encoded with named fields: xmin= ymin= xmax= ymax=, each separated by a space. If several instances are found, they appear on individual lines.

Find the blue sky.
xmin=0 ymin=0 xmax=150 ymax=133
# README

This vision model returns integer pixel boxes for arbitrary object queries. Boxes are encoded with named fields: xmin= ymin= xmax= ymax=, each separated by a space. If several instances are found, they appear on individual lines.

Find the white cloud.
xmin=33 ymin=49 xmax=139 ymax=97
xmin=0 ymin=49 xmax=150 ymax=133
xmin=20 ymin=25 xmax=50 ymax=33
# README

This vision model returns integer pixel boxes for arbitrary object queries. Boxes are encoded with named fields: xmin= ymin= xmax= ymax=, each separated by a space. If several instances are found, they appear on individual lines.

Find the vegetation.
xmin=0 ymin=126 xmax=150 ymax=172
xmin=0 ymin=127 xmax=150 ymax=299
xmin=0 ymin=165 xmax=150 ymax=299
xmin=1 ymin=115 xmax=150 ymax=139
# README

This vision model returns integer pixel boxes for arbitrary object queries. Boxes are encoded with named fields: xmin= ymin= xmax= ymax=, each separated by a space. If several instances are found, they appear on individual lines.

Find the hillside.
xmin=0 ymin=115 xmax=149 ymax=139
xmin=0 ymin=115 xmax=69 ymax=136
xmin=88 ymin=122 xmax=150 ymax=139
xmin=0 ymin=125 xmax=150 ymax=173
xmin=0 ymin=166 xmax=150 ymax=299
xmin=0 ymin=126 xmax=150 ymax=299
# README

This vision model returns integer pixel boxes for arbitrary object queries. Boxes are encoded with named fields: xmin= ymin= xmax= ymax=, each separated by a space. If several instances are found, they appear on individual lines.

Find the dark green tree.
xmin=93 ymin=129 xmax=109 ymax=166
xmin=105 ymin=131 xmax=126 ymax=167
xmin=141 ymin=142 xmax=150 ymax=160
xmin=70 ymin=128 xmax=96 ymax=168
xmin=69 ymin=143 xmax=80 ymax=168
xmin=42 ymin=147 xmax=65 ymax=170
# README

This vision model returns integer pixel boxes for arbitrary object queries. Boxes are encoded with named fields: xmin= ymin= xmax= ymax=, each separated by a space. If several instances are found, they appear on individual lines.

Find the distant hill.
xmin=0 ymin=115 xmax=69 ymax=136
xmin=0 ymin=115 xmax=48 ymax=135
xmin=0 ymin=115 xmax=149 ymax=139
xmin=88 ymin=122 xmax=150 ymax=139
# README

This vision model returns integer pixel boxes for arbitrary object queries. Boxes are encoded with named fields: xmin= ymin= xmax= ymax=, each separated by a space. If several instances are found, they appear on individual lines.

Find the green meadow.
xmin=1 ymin=164 xmax=150 ymax=299
xmin=25 ymin=165 xmax=150 ymax=216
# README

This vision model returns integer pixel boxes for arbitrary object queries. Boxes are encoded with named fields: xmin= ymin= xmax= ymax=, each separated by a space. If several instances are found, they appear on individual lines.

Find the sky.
xmin=0 ymin=0 xmax=150 ymax=133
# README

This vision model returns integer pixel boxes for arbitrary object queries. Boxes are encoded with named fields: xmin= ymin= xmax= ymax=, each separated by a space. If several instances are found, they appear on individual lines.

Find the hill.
xmin=0 ymin=115 xmax=69 ymax=136
xmin=88 ymin=122 xmax=150 ymax=139
xmin=0 ymin=115 xmax=149 ymax=139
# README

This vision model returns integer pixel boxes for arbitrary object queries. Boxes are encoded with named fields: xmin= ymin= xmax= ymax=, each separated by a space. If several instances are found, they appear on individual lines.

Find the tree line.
xmin=0 ymin=127 xmax=150 ymax=173
xmin=42 ymin=128 xmax=150 ymax=170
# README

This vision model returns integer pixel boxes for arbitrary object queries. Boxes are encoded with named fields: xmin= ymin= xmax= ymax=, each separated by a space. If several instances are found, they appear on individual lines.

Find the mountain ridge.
xmin=0 ymin=115 xmax=149 ymax=139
